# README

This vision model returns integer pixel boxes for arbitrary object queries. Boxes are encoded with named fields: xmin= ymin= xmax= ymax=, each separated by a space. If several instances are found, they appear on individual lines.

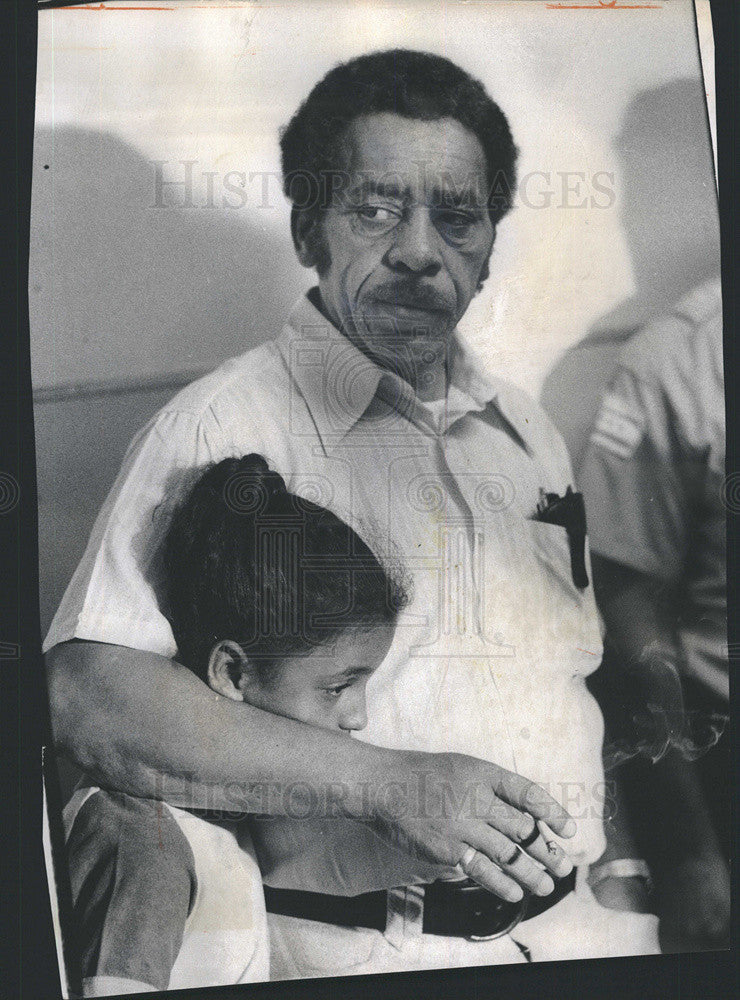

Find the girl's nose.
xmin=338 ymin=692 xmax=368 ymax=732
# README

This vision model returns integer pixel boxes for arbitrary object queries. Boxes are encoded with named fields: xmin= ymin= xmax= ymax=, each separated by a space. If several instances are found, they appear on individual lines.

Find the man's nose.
xmin=338 ymin=693 xmax=368 ymax=733
xmin=386 ymin=207 xmax=442 ymax=276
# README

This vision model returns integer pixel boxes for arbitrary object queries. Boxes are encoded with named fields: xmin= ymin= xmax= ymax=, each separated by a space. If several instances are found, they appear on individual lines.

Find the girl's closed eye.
xmin=324 ymin=682 xmax=351 ymax=698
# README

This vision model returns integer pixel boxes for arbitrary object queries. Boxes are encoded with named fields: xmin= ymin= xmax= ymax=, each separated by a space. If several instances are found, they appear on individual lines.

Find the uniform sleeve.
xmin=66 ymin=792 xmax=196 ymax=993
xmin=579 ymin=365 xmax=689 ymax=582
xmin=43 ymin=407 xmax=231 ymax=657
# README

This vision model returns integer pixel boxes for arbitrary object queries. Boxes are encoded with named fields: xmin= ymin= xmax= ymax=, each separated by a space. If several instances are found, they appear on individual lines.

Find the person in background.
xmin=580 ymin=277 xmax=730 ymax=951
xmin=541 ymin=78 xmax=721 ymax=476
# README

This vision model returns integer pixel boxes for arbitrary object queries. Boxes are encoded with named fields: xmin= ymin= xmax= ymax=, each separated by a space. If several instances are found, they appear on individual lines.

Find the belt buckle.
xmin=463 ymin=884 xmax=530 ymax=942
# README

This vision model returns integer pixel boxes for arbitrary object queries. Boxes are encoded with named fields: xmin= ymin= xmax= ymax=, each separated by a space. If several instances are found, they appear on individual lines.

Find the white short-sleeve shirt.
xmin=46 ymin=292 xmax=607 ymax=865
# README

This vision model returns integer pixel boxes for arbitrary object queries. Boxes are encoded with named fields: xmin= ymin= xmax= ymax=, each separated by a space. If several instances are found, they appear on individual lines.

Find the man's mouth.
xmin=369 ymin=296 xmax=448 ymax=316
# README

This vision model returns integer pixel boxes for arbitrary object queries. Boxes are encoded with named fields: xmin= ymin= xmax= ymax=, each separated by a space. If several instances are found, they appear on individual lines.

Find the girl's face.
xmin=241 ymin=625 xmax=395 ymax=734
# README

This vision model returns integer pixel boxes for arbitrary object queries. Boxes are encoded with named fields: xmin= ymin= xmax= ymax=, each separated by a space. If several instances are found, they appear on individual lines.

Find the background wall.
xmin=32 ymin=0 xmax=719 ymax=636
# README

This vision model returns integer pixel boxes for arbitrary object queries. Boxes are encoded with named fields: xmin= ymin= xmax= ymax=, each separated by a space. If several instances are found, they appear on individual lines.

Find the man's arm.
xmin=47 ymin=639 xmax=387 ymax=813
xmin=47 ymin=639 xmax=577 ymax=901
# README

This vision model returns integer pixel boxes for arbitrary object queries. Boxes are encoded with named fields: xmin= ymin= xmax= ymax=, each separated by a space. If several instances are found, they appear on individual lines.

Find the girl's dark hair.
xmin=280 ymin=48 xmax=518 ymax=226
xmin=162 ymin=455 xmax=408 ymax=682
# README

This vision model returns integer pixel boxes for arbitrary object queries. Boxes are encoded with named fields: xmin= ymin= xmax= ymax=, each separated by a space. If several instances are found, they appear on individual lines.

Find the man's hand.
xmin=368 ymin=750 xmax=577 ymax=901
xmin=656 ymin=851 xmax=730 ymax=952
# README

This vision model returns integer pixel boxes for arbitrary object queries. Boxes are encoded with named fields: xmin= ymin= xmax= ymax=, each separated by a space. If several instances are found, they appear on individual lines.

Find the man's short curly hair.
xmin=280 ymin=48 xmax=518 ymax=227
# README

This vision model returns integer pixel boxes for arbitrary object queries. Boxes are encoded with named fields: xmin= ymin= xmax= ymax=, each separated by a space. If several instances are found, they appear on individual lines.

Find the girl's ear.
xmin=207 ymin=640 xmax=250 ymax=701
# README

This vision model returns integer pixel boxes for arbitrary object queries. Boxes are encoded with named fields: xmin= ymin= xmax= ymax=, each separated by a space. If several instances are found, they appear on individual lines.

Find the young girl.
xmin=63 ymin=454 xmax=408 ymax=996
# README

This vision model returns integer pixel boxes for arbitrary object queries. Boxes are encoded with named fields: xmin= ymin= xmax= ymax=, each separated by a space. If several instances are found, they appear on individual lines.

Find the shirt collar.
xmin=371 ymin=336 xmax=494 ymax=438
xmin=275 ymin=291 xmax=530 ymax=451
xmin=445 ymin=338 xmax=538 ymax=453
xmin=275 ymin=292 xmax=384 ymax=450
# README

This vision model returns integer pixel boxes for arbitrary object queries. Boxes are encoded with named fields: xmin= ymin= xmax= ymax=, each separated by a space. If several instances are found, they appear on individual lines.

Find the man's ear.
xmin=207 ymin=640 xmax=250 ymax=702
xmin=475 ymin=237 xmax=495 ymax=294
xmin=291 ymin=207 xmax=321 ymax=269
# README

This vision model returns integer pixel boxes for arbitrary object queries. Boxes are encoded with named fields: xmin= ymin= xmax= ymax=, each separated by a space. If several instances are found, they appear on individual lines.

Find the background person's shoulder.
xmin=672 ymin=278 xmax=723 ymax=328
xmin=619 ymin=278 xmax=723 ymax=389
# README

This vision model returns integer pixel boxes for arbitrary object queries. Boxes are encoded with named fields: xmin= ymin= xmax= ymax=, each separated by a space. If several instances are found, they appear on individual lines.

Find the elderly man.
xmin=45 ymin=50 xmax=658 ymax=980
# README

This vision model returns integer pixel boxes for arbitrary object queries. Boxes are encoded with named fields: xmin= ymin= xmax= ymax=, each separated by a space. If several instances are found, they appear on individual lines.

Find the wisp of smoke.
xmin=602 ymin=641 xmax=728 ymax=772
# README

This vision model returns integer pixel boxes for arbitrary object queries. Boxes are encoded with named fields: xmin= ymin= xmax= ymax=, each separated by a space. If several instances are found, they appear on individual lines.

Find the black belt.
xmin=264 ymin=870 xmax=576 ymax=941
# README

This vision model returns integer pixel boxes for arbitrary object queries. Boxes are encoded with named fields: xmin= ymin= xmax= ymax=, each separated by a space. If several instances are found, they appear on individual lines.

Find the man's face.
xmin=302 ymin=113 xmax=495 ymax=377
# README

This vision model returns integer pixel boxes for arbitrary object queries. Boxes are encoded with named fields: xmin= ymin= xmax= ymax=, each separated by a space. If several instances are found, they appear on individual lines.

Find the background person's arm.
xmin=578 ymin=320 xmax=729 ymax=948
xmin=586 ymin=770 xmax=653 ymax=914
xmin=46 ymin=638 xmax=577 ymax=900
xmin=591 ymin=556 xmax=730 ymax=949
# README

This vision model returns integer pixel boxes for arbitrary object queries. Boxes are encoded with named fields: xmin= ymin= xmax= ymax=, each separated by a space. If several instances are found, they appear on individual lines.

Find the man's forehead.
xmin=341 ymin=112 xmax=489 ymax=200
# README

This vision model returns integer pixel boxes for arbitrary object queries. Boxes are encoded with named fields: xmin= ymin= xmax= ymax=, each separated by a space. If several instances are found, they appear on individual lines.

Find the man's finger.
xmin=459 ymin=845 xmax=524 ymax=902
xmin=471 ymin=795 xmax=539 ymax=844
xmin=514 ymin=824 xmax=574 ymax=879
xmin=491 ymin=772 xmax=577 ymax=838
xmin=463 ymin=823 xmax=557 ymax=897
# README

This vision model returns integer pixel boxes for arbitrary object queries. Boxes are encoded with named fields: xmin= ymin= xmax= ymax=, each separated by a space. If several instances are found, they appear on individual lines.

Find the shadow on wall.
xmin=540 ymin=78 xmax=720 ymax=474
xmin=31 ymin=126 xmax=306 ymax=388
xmin=33 ymin=127 xmax=307 ymax=637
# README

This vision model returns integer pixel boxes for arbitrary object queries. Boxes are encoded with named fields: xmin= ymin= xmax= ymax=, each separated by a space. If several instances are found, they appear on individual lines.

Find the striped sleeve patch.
xmin=589 ymin=392 xmax=644 ymax=459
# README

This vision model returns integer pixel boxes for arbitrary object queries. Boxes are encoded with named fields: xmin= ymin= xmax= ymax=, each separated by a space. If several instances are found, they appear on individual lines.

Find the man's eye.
xmin=354 ymin=205 xmax=400 ymax=228
xmin=436 ymin=211 xmax=475 ymax=234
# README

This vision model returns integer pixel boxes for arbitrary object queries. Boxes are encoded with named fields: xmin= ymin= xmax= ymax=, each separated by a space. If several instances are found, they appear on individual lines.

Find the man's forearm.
xmin=46 ymin=639 xmax=583 ymax=900
xmin=46 ymin=640 xmax=394 ymax=815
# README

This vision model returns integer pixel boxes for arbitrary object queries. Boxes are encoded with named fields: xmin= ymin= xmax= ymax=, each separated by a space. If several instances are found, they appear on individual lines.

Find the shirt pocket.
xmin=519 ymin=519 xmax=604 ymax=670
xmin=523 ymin=519 xmax=583 ymax=596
